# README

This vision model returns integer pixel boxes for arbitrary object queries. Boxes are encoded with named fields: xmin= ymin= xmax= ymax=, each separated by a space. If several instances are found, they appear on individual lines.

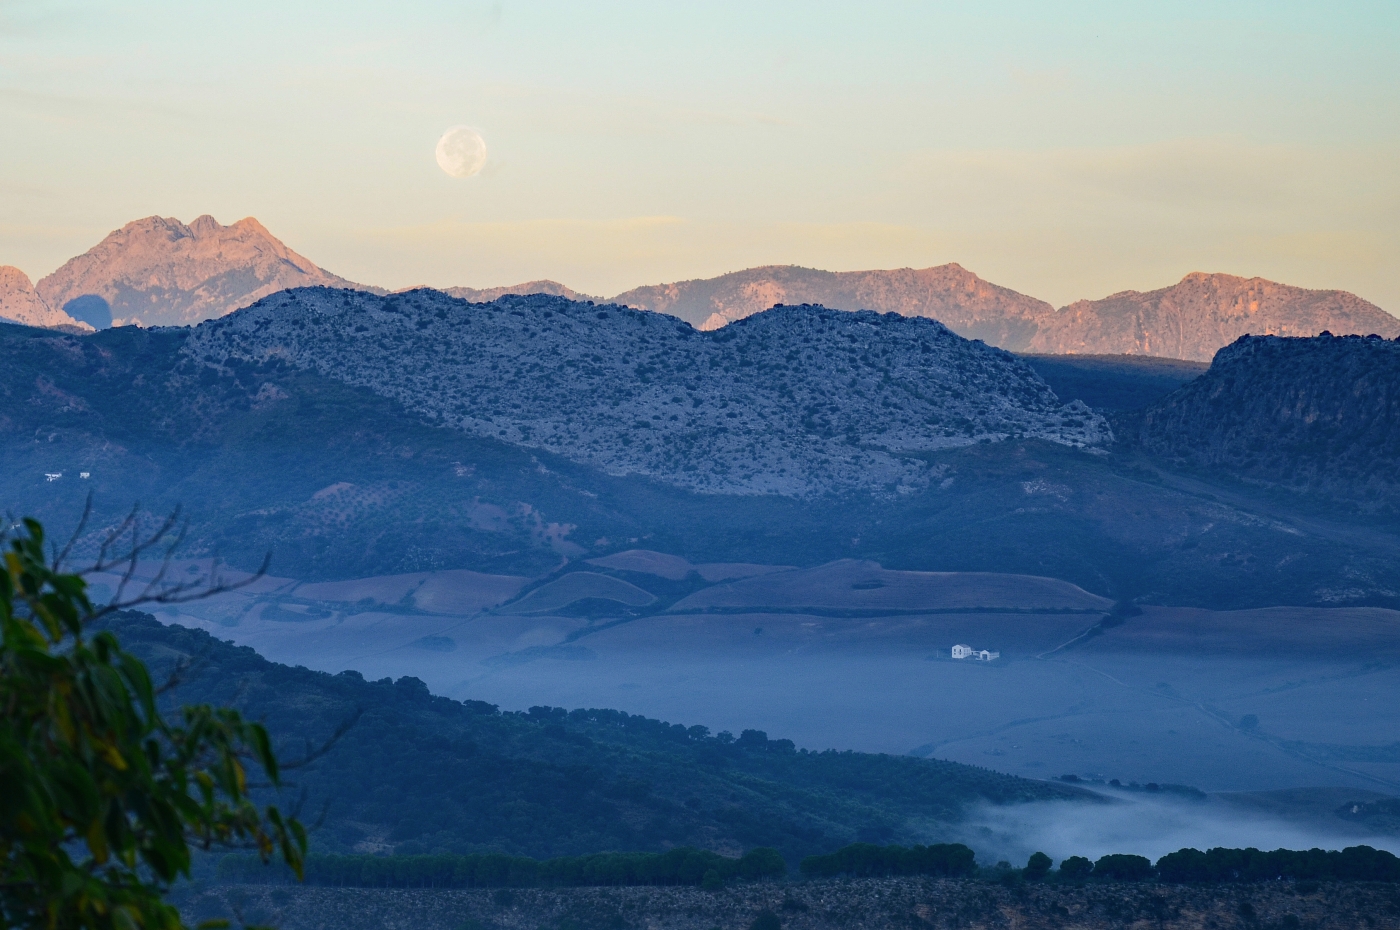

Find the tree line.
xmin=801 ymin=842 xmax=1400 ymax=884
xmin=218 ymin=846 xmax=786 ymax=889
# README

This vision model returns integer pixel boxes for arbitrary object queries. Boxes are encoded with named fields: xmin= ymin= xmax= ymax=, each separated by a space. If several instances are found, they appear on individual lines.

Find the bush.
xmin=749 ymin=910 xmax=781 ymax=930
xmin=1093 ymin=854 xmax=1154 ymax=881
xmin=1058 ymin=856 xmax=1093 ymax=880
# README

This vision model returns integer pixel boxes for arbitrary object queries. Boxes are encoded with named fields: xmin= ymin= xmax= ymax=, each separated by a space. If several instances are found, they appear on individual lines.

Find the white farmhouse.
xmin=951 ymin=644 xmax=974 ymax=659
xmin=951 ymin=644 xmax=1000 ymax=661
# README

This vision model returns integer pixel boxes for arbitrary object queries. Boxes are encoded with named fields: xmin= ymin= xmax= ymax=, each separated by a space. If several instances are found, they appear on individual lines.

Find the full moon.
xmin=435 ymin=126 xmax=487 ymax=178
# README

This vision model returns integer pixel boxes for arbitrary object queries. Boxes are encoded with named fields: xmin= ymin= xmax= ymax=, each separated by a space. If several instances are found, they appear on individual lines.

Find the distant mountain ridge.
xmin=1030 ymin=273 xmax=1400 ymax=360
xmin=441 ymin=280 xmax=600 ymax=303
xmin=185 ymin=290 xmax=1110 ymax=497
xmin=34 ymin=215 xmax=367 ymax=328
xmin=608 ymin=263 xmax=1053 ymax=349
xmin=6 ymin=214 xmax=1395 ymax=361
xmin=611 ymin=267 xmax=1399 ymax=362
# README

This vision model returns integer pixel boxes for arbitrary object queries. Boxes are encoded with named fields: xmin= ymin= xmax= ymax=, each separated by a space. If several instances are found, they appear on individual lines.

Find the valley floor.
xmin=182 ymin=878 xmax=1400 ymax=930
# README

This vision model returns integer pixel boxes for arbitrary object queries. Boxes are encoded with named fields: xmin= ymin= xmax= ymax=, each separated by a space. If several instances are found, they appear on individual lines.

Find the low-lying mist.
xmin=951 ymin=790 xmax=1399 ymax=866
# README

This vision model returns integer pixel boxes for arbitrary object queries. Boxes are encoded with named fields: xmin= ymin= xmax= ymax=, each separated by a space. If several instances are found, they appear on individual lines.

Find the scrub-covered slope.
xmin=1139 ymin=334 xmax=1400 ymax=509
xmin=185 ymin=289 xmax=1109 ymax=496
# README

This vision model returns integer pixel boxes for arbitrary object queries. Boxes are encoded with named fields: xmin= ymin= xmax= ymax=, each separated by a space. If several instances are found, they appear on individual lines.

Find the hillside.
xmin=185 ymin=289 xmax=1110 ymax=496
xmin=0 ymin=265 xmax=80 ymax=328
xmin=35 ymin=215 xmax=365 ymax=328
xmin=1138 ymin=334 xmax=1400 ymax=509
xmin=610 ymin=264 xmax=1054 ymax=348
xmin=1030 ymin=273 xmax=1400 ymax=361
xmin=108 ymin=611 xmax=1084 ymax=861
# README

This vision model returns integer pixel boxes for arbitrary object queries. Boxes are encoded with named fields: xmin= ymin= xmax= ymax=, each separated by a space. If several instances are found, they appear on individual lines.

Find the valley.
xmin=106 ymin=551 xmax=1400 ymax=801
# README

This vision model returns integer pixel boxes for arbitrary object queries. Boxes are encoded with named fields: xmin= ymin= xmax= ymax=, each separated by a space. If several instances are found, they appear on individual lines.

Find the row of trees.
xmin=798 ymin=843 xmax=1400 ymax=885
xmin=218 ymin=846 xmax=787 ymax=889
xmin=1155 ymin=846 xmax=1400 ymax=883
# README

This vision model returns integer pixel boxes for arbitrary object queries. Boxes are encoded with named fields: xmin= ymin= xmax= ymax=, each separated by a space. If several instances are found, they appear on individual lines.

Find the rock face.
xmin=35 ymin=215 xmax=362 ymax=328
xmin=1139 ymin=334 xmax=1400 ymax=505
xmin=0 ymin=266 xmax=82 ymax=328
xmin=185 ymin=289 xmax=1109 ymax=497
xmin=441 ymin=280 xmax=599 ymax=303
xmin=1030 ymin=273 xmax=1400 ymax=361
xmin=610 ymin=264 xmax=1054 ymax=350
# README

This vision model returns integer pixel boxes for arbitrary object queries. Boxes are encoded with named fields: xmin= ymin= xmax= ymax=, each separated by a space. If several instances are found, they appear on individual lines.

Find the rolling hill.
xmin=184 ymin=290 xmax=1109 ymax=496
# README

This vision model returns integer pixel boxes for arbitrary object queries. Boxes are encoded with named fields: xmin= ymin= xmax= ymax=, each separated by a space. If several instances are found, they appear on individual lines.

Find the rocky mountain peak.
xmin=0 ymin=265 xmax=84 ymax=329
xmin=185 ymin=289 xmax=1111 ymax=497
xmin=34 ymin=214 xmax=364 ymax=328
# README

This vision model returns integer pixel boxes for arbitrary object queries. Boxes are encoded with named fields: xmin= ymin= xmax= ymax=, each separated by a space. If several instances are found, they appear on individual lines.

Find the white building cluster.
xmin=951 ymin=643 xmax=1000 ymax=662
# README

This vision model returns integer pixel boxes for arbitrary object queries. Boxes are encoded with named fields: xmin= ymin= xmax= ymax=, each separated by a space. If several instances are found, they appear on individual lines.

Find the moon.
xmin=435 ymin=126 xmax=487 ymax=178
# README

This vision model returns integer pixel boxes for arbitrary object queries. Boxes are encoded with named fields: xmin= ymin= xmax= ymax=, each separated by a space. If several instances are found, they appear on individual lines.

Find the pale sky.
xmin=3 ymin=1 xmax=1398 ymax=310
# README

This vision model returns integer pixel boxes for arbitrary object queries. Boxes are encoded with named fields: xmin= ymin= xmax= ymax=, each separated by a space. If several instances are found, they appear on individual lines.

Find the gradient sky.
xmin=3 ymin=1 xmax=1398 ymax=310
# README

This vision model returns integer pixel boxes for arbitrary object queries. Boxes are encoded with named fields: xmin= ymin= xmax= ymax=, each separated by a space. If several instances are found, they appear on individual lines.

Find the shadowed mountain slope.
xmin=35 ymin=215 xmax=368 ymax=328
xmin=1021 ymin=355 xmax=1210 ymax=412
xmin=1030 ymin=273 xmax=1399 ymax=361
xmin=610 ymin=264 xmax=1054 ymax=349
xmin=1139 ymin=334 xmax=1400 ymax=510
xmin=109 ymin=611 xmax=1084 ymax=860
xmin=185 ymin=290 xmax=1108 ymax=496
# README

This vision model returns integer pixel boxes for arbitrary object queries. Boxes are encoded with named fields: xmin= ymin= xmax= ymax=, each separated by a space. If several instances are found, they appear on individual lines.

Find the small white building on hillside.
xmin=951 ymin=644 xmax=1000 ymax=661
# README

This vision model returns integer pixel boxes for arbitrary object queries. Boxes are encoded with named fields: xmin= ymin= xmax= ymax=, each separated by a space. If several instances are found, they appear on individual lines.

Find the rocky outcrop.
xmin=1139 ymin=334 xmax=1400 ymax=505
xmin=0 ymin=266 xmax=82 ymax=329
xmin=610 ymin=264 xmax=1054 ymax=350
xmin=35 ymin=215 xmax=364 ymax=327
xmin=1031 ymin=273 xmax=1399 ymax=361
xmin=185 ymin=289 xmax=1109 ymax=497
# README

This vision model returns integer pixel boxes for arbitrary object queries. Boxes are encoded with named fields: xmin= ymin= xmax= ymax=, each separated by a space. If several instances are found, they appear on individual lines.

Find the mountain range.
xmin=5 ymin=292 xmax=1400 ymax=607
xmin=4 ymin=215 xmax=1395 ymax=360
